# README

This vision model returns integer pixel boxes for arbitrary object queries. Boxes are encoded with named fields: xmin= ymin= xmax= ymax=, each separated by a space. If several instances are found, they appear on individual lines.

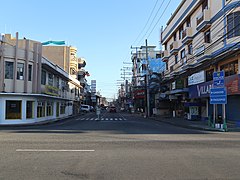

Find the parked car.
xmin=109 ymin=106 xmax=116 ymax=113
xmin=80 ymin=105 xmax=91 ymax=113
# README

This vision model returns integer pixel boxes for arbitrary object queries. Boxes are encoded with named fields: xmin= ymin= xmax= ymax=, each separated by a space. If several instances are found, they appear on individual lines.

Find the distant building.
xmin=0 ymin=33 xmax=81 ymax=125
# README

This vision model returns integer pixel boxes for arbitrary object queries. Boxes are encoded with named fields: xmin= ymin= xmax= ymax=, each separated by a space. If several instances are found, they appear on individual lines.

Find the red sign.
xmin=134 ymin=89 xmax=145 ymax=99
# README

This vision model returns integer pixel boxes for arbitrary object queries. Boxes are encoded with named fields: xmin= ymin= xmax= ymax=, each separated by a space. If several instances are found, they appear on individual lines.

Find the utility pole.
xmin=140 ymin=39 xmax=152 ymax=117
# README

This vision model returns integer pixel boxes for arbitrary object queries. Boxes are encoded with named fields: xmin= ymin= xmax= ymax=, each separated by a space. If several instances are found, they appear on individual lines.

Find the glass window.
xmin=48 ymin=73 xmax=53 ymax=86
xmin=5 ymin=62 xmax=14 ymax=79
xmin=60 ymin=103 xmax=66 ymax=114
xmin=204 ymin=30 xmax=211 ymax=43
xmin=41 ymin=70 xmax=46 ymax=85
xmin=206 ymin=69 xmax=214 ymax=81
xmin=181 ymin=49 xmax=186 ymax=59
xmin=28 ymin=64 xmax=32 ymax=81
xmin=37 ymin=101 xmax=45 ymax=118
xmin=220 ymin=60 xmax=238 ymax=77
xmin=17 ymin=63 xmax=24 ymax=80
xmin=26 ymin=101 xmax=34 ymax=119
xmin=188 ymin=44 xmax=193 ymax=55
xmin=179 ymin=25 xmax=183 ymax=40
xmin=46 ymin=102 xmax=53 ymax=116
xmin=227 ymin=12 xmax=240 ymax=38
xmin=175 ymin=54 xmax=179 ymax=64
xmin=6 ymin=100 xmax=22 ymax=119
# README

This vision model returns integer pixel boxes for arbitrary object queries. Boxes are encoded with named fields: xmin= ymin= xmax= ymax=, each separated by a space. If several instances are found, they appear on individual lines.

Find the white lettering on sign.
xmin=197 ymin=84 xmax=212 ymax=97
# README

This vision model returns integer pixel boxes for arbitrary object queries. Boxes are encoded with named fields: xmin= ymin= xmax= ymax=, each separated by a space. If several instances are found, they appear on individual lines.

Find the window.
xmin=175 ymin=54 xmax=179 ymax=64
xmin=206 ymin=69 xmax=214 ymax=81
xmin=60 ymin=103 xmax=66 ymax=114
xmin=46 ymin=102 xmax=53 ymax=116
xmin=6 ymin=100 xmax=22 ymax=119
xmin=41 ymin=70 xmax=46 ymax=85
xmin=188 ymin=44 xmax=193 ymax=55
xmin=181 ymin=49 xmax=186 ymax=59
xmin=17 ymin=63 xmax=24 ymax=80
xmin=227 ymin=12 xmax=240 ymax=39
xmin=55 ymin=77 xmax=59 ymax=88
xmin=204 ymin=30 xmax=211 ymax=43
xmin=37 ymin=101 xmax=45 ymax=118
xmin=5 ymin=62 xmax=14 ymax=79
xmin=48 ymin=73 xmax=53 ymax=86
xmin=220 ymin=60 xmax=238 ymax=77
xmin=166 ymin=62 xmax=168 ymax=70
xmin=179 ymin=25 xmax=183 ymax=40
xmin=26 ymin=101 xmax=34 ymax=119
xmin=173 ymin=32 xmax=177 ymax=41
xmin=202 ymin=0 xmax=208 ymax=11
xmin=56 ymin=102 xmax=60 ymax=117
xmin=186 ymin=17 xmax=191 ymax=27
xmin=28 ymin=64 xmax=32 ymax=81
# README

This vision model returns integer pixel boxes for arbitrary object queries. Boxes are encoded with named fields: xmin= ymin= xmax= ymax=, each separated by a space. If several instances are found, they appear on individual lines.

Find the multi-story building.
xmin=131 ymin=46 xmax=163 ymax=113
xmin=161 ymin=0 xmax=240 ymax=122
xmin=0 ymin=33 xmax=81 ymax=125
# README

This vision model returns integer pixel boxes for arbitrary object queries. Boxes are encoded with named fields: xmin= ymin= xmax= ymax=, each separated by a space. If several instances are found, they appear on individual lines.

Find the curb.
xmin=0 ymin=114 xmax=81 ymax=128
xmin=149 ymin=117 xmax=226 ymax=132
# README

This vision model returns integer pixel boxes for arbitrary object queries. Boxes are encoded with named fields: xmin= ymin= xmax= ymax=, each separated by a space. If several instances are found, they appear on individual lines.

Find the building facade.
xmin=0 ymin=33 xmax=82 ymax=125
xmin=161 ymin=0 xmax=240 ymax=121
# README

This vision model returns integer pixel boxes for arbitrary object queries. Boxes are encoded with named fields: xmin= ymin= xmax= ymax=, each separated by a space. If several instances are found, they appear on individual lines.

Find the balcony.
xmin=170 ymin=41 xmax=178 ymax=55
xmin=196 ymin=9 xmax=211 ymax=32
xmin=162 ymin=50 xmax=169 ymax=62
xmin=182 ymin=27 xmax=193 ymax=44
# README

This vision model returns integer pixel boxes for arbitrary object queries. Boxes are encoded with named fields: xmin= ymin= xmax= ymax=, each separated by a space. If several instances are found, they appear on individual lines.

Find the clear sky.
xmin=0 ymin=0 xmax=181 ymax=99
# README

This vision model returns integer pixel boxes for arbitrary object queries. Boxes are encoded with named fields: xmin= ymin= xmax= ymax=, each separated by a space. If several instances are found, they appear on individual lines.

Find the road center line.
xmin=16 ymin=149 xmax=95 ymax=152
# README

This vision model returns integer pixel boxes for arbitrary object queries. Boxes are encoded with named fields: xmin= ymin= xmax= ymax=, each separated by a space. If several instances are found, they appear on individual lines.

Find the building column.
xmin=13 ymin=32 xmax=19 ymax=92
xmin=24 ymin=39 xmax=30 ymax=93
xmin=32 ymin=43 xmax=38 ymax=93
xmin=37 ymin=44 xmax=42 ymax=94
xmin=0 ymin=35 xmax=5 ymax=92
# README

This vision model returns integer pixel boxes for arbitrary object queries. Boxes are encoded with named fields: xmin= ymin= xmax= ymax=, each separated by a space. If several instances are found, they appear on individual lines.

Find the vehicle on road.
xmin=80 ymin=105 xmax=91 ymax=113
xmin=109 ymin=106 xmax=117 ymax=113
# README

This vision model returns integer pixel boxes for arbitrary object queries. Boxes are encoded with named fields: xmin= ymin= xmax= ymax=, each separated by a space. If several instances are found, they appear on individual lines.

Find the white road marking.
xmin=119 ymin=118 xmax=122 ymax=121
xmin=16 ymin=149 xmax=95 ymax=152
xmin=90 ymin=118 xmax=94 ymax=121
xmin=106 ymin=118 xmax=108 ymax=120
xmin=115 ymin=118 xmax=118 ymax=121
xmin=101 ymin=118 xmax=104 ymax=120
xmin=110 ymin=118 xmax=113 ymax=121
xmin=95 ymin=118 xmax=98 ymax=120
xmin=86 ymin=118 xmax=89 ymax=120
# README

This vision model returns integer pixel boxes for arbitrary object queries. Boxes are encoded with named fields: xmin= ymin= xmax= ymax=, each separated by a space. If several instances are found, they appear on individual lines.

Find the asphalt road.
xmin=1 ymin=111 xmax=240 ymax=180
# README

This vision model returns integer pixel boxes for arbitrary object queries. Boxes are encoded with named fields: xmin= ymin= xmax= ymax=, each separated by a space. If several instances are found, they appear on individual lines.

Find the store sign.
xmin=172 ymin=79 xmax=184 ymax=90
xmin=188 ymin=71 xmax=205 ymax=86
xmin=213 ymin=71 xmax=225 ymax=88
xmin=189 ymin=74 xmax=240 ymax=98
xmin=134 ymin=89 xmax=145 ymax=99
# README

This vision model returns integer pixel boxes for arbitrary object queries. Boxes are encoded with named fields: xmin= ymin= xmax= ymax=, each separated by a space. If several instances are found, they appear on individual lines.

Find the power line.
xmin=132 ymin=0 xmax=159 ymax=45
xmin=147 ymin=0 xmax=172 ymax=39
xmin=137 ymin=0 xmax=166 ymax=46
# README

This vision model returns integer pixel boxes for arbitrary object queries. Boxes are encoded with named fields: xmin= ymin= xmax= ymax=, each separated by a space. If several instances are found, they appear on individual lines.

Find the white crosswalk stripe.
xmin=77 ymin=117 xmax=127 ymax=121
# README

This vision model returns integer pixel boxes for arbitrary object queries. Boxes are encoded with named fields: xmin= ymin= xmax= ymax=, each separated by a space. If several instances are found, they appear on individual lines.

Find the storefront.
xmin=188 ymin=74 xmax=240 ymax=121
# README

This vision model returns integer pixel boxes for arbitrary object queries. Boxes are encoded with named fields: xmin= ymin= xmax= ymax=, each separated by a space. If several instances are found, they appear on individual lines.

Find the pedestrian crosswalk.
xmin=76 ymin=117 xmax=127 ymax=121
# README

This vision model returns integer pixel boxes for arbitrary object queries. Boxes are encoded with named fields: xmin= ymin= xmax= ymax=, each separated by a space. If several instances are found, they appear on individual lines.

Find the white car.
xmin=80 ymin=105 xmax=91 ymax=113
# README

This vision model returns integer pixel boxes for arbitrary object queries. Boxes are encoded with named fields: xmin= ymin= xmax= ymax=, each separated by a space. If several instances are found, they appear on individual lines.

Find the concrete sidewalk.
xmin=146 ymin=114 xmax=240 ymax=132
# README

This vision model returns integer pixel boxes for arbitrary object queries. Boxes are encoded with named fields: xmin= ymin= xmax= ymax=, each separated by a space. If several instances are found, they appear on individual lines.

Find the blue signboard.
xmin=210 ymin=87 xmax=227 ymax=104
xmin=210 ymin=96 xmax=227 ymax=104
xmin=213 ymin=71 xmax=225 ymax=88
xmin=210 ymin=87 xmax=227 ymax=97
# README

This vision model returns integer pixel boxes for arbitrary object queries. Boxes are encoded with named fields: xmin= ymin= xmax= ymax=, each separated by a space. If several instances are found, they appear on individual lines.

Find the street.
xmin=1 ymin=112 xmax=240 ymax=180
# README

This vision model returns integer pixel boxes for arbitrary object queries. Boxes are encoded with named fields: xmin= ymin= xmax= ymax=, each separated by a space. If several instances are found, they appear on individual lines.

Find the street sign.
xmin=210 ymin=96 xmax=227 ymax=104
xmin=210 ymin=87 xmax=227 ymax=96
xmin=210 ymin=87 xmax=227 ymax=104
xmin=213 ymin=71 xmax=225 ymax=87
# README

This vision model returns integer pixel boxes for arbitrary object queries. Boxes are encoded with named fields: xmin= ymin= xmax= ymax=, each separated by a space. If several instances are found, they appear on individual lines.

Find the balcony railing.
xmin=170 ymin=41 xmax=178 ymax=55
xmin=182 ymin=27 xmax=193 ymax=44
xmin=162 ymin=50 xmax=169 ymax=62
xmin=196 ymin=8 xmax=211 ymax=32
